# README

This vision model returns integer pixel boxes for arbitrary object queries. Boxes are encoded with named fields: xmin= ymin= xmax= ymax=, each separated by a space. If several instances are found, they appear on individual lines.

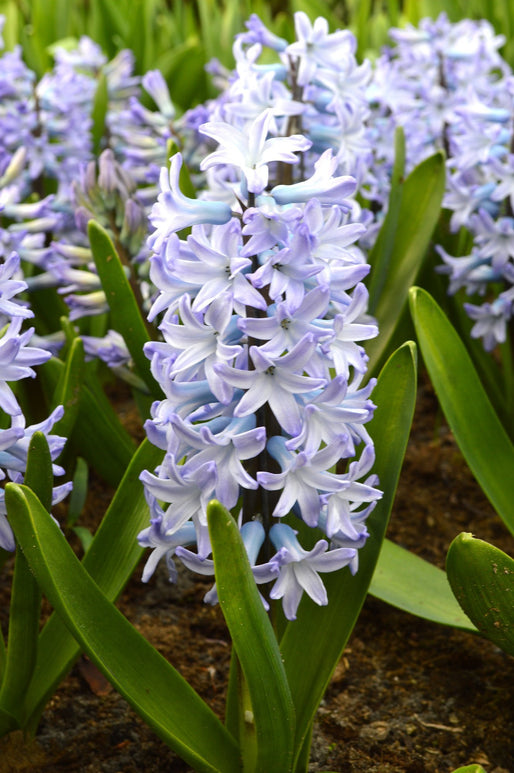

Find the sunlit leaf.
xmin=22 ymin=438 xmax=162 ymax=731
xmin=209 ymin=500 xmax=295 ymax=773
xmin=370 ymin=538 xmax=475 ymax=631
xmin=7 ymin=484 xmax=240 ymax=773
xmin=87 ymin=221 xmax=161 ymax=400
xmin=410 ymin=287 xmax=514 ymax=538
xmin=366 ymin=153 xmax=445 ymax=375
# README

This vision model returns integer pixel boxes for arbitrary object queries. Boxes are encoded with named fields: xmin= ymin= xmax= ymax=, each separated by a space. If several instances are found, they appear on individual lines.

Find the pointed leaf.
xmin=87 ymin=220 xmax=161 ymax=399
xmin=447 ymin=533 xmax=514 ymax=656
xmin=22 ymin=438 xmax=162 ymax=731
xmin=370 ymin=538 xmax=476 ymax=631
xmin=208 ymin=500 xmax=295 ymax=773
xmin=280 ymin=341 xmax=417 ymax=760
xmin=410 ymin=287 xmax=514 ymax=537
xmin=367 ymin=152 xmax=445 ymax=374
xmin=7 ymin=484 xmax=240 ymax=773
xmin=39 ymin=356 xmax=136 ymax=487
xmin=0 ymin=432 xmax=51 ymax=731
xmin=50 ymin=336 xmax=85 ymax=439
xmin=91 ymin=71 xmax=108 ymax=155
xmin=368 ymin=126 xmax=406 ymax=311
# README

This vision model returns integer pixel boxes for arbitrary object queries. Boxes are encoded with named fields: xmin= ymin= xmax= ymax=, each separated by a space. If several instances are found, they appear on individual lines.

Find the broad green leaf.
xmin=447 ymin=533 xmax=514 ymax=656
xmin=410 ymin=287 xmax=514 ymax=538
xmin=450 ymin=766 xmax=487 ymax=773
xmin=7 ymin=484 xmax=240 ymax=773
xmin=208 ymin=501 xmax=295 ymax=773
xmin=0 ymin=432 xmax=51 ymax=732
xmin=370 ymin=538 xmax=476 ymax=631
xmin=280 ymin=341 xmax=417 ymax=764
xmin=39 ymin=357 xmax=135 ymax=487
xmin=22 ymin=438 xmax=162 ymax=732
xmin=366 ymin=152 xmax=445 ymax=375
xmin=87 ymin=220 xmax=161 ymax=399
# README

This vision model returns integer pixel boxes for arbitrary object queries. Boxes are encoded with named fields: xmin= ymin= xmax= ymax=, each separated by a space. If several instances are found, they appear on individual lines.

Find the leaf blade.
xmin=447 ymin=533 xmax=514 ymax=655
xmin=370 ymin=538 xmax=476 ymax=631
xmin=367 ymin=152 xmax=446 ymax=374
xmin=7 ymin=484 xmax=240 ymax=773
xmin=22 ymin=438 xmax=162 ymax=730
xmin=280 ymin=341 xmax=417 ymax=758
xmin=87 ymin=220 xmax=161 ymax=399
xmin=208 ymin=500 xmax=295 ymax=773
xmin=410 ymin=286 xmax=514 ymax=537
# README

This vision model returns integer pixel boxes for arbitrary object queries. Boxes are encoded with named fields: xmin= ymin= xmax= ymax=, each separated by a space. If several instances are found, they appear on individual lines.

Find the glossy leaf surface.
xmin=410 ymin=287 xmax=514 ymax=537
xmin=6 ymin=484 xmax=240 ymax=773
xmin=447 ymin=533 xmax=514 ymax=656
xmin=370 ymin=538 xmax=475 ymax=631
xmin=366 ymin=152 xmax=445 ymax=374
xmin=209 ymin=500 xmax=295 ymax=773
xmin=280 ymin=341 xmax=417 ymax=763
xmin=88 ymin=220 xmax=161 ymax=399
xmin=39 ymin=356 xmax=135 ymax=488
xmin=0 ymin=432 xmax=51 ymax=732
xmin=22 ymin=438 xmax=163 ymax=731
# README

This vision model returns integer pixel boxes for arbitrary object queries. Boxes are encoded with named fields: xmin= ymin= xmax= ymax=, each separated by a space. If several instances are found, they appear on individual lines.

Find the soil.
xmin=1 ymin=372 xmax=514 ymax=773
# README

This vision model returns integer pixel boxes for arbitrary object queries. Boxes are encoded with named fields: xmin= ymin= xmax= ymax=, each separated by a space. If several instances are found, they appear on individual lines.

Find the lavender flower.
xmin=138 ymin=21 xmax=382 ymax=619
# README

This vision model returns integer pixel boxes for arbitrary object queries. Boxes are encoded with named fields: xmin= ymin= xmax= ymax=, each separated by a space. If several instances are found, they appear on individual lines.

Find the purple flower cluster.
xmin=368 ymin=14 xmax=514 ymax=350
xmin=138 ymin=12 xmax=382 ymax=620
xmin=0 ymin=29 xmax=160 ymax=372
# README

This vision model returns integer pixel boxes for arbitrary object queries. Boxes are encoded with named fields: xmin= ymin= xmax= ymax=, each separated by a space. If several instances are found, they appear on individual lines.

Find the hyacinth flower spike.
xmin=139 ymin=95 xmax=382 ymax=621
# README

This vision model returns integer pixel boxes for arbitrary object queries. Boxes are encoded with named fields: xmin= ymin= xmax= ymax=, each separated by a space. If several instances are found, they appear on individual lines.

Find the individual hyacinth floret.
xmin=138 ymin=26 xmax=382 ymax=620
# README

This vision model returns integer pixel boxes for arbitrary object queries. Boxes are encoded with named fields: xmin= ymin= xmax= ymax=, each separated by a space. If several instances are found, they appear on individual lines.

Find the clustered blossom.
xmin=138 ymin=12 xmax=382 ymax=620
xmin=0 ymin=29 xmax=159 ymax=374
xmin=367 ymin=14 xmax=514 ymax=351
xmin=6 ymin=8 xmax=514 ymax=615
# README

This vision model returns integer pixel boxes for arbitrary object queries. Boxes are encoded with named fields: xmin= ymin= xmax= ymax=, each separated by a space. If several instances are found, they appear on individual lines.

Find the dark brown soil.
xmin=1 ymin=373 xmax=513 ymax=773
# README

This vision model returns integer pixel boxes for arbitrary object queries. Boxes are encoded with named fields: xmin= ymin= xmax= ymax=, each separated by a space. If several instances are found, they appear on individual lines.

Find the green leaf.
xmin=0 ymin=432 xmax=51 ymax=733
xmin=450 ymin=766 xmax=487 ymax=773
xmin=24 ymin=431 xmax=53 ymax=513
xmin=280 ymin=341 xmax=417 ymax=763
xmin=22 ymin=438 xmax=162 ymax=732
xmin=368 ymin=126 xmax=406 ymax=313
xmin=39 ymin=357 xmax=135 ymax=487
xmin=87 ymin=220 xmax=161 ymax=399
xmin=7 ymin=484 xmax=240 ymax=773
xmin=50 ymin=335 xmax=85 ymax=439
xmin=447 ymin=533 xmax=514 ymax=656
xmin=410 ymin=287 xmax=514 ymax=538
xmin=370 ymin=538 xmax=476 ymax=631
xmin=153 ymin=40 xmax=207 ymax=109
xmin=91 ymin=71 xmax=109 ymax=155
xmin=366 ymin=152 xmax=446 ymax=374
xmin=72 ymin=526 xmax=94 ymax=554
xmin=208 ymin=501 xmax=295 ymax=773
xmin=66 ymin=457 xmax=89 ymax=527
